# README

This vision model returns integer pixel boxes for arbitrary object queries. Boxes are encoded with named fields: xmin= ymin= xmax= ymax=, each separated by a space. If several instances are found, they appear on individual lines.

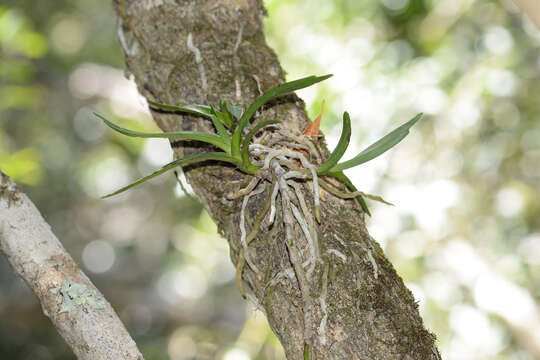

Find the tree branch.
xmin=0 ymin=169 xmax=143 ymax=360
xmin=112 ymin=0 xmax=440 ymax=358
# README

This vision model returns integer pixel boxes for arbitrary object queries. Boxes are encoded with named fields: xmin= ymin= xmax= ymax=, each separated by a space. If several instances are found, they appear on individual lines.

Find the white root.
xmin=290 ymin=203 xmax=316 ymax=274
xmin=269 ymin=130 xmax=322 ymax=163
xmin=233 ymin=24 xmax=243 ymax=54
xmin=237 ymin=138 xmax=346 ymax=342
xmin=187 ymin=33 xmax=207 ymax=90
xmin=367 ymin=249 xmax=378 ymax=279
xmin=235 ymin=78 xmax=241 ymax=100
xmin=274 ymin=141 xmax=319 ymax=162
xmin=307 ymin=164 xmax=320 ymax=223
xmin=277 ymin=165 xmax=314 ymax=339
xmin=238 ymin=136 xmax=338 ymax=324
xmin=228 ymin=177 xmax=260 ymax=199
xmin=240 ymin=183 xmax=266 ymax=275
xmin=174 ymin=171 xmax=197 ymax=202
xmin=246 ymin=147 xmax=322 ymax=275
xmin=252 ymin=74 xmax=263 ymax=95
xmin=249 ymin=143 xmax=271 ymax=152
xmin=333 ymin=234 xmax=346 ymax=247
xmin=268 ymin=179 xmax=280 ymax=225
xmin=283 ymin=170 xmax=309 ymax=180
xmin=287 ymin=180 xmax=319 ymax=260
xmin=319 ymin=297 xmax=328 ymax=345
xmin=263 ymin=148 xmax=309 ymax=170
xmin=117 ymin=18 xmax=139 ymax=56
xmin=318 ymin=263 xmax=329 ymax=345
xmin=274 ymin=162 xmax=294 ymax=241
xmin=327 ymin=249 xmax=347 ymax=263
xmin=263 ymin=149 xmax=320 ymax=222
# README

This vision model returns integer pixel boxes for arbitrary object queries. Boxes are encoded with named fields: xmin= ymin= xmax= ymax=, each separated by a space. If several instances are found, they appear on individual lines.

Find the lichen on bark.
xmin=112 ymin=0 xmax=441 ymax=358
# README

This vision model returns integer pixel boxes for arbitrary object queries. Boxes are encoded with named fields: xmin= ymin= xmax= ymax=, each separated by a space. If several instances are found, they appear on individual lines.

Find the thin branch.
xmin=0 ymin=169 xmax=143 ymax=360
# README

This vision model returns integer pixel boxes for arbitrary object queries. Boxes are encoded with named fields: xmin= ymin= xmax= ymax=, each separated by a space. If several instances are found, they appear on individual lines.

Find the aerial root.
xmin=228 ymin=176 xmax=260 ymax=199
xmin=367 ymin=249 xmax=378 ymax=279
xmin=241 ymin=145 xmax=323 ymax=284
xmin=290 ymin=203 xmax=316 ymax=276
xmin=263 ymin=148 xmax=320 ymax=223
xmin=268 ymin=130 xmax=322 ymax=163
xmin=318 ymin=178 xmax=393 ymax=206
xmin=239 ymin=183 xmax=266 ymax=275
xmin=237 ymin=134 xmax=390 ymax=345
xmin=245 ymin=176 xmax=275 ymax=245
xmin=318 ymin=262 xmax=329 ymax=345
xmin=287 ymin=180 xmax=319 ymax=260
xmin=238 ymin=144 xmax=326 ymax=343
xmin=277 ymin=163 xmax=314 ymax=340
xmin=239 ymin=136 xmax=391 ymax=342
xmin=174 ymin=170 xmax=198 ymax=202
xmin=326 ymin=248 xmax=347 ymax=262
xmin=268 ymin=177 xmax=280 ymax=225
xmin=236 ymin=248 xmax=246 ymax=298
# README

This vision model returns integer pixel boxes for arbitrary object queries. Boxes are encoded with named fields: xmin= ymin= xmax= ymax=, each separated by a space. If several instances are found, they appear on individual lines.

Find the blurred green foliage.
xmin=1 ymin=0 xmax=539 ymax=359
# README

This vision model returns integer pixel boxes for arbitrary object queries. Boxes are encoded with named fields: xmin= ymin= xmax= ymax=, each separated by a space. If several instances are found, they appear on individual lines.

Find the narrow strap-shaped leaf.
xmin=330 ymin=113 xmax=423 ymax=172
xmin=147 ymin=99 xmax=215 ymax=118
xmin=327 ymin=171 xmax=371 ymax=215
xmin=95 ymin=113 xmax=230 ymax=152
xmin=219 ymin=100 xmax=235 ymax=128
xmin=102 ymin=152 xmax=240 ymax=198
xmin=317 ymin=112 xmax=352 ymax=175
xmin=148 ymin=99 xmax=233 ymax=132
xmin=240 ymin=119 xmax=281 ymax=174
xmin=231 ymin=74 xmax=333 ymax=159
xmin=209 ymin=106 xmax=231 ymax=143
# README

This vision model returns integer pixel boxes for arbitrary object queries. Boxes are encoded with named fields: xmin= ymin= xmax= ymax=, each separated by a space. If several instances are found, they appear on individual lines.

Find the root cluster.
xmin=230 ymin=124 xmax=389 ymax=345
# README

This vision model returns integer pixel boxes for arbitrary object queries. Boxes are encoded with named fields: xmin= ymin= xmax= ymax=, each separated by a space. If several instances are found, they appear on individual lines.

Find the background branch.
xmin=0 ymin=169 xmax=143 ymax=360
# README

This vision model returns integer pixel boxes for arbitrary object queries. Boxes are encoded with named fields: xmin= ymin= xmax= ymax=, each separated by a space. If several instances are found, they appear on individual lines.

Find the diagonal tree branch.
xmin=0 ymin=169 xmax=143 ymax=360
xmin=112 ymin=0 xmax=440 ymax=358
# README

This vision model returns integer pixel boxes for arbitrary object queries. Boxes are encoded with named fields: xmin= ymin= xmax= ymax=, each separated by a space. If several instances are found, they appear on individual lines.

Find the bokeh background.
xmin=1 ymin=0 xmax=539 ymax=359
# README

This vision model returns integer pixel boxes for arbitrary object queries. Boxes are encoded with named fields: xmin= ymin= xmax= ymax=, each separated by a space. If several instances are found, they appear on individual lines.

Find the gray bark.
xmin=0 ymin=169 xmax=143 ymax=360
xmin=113 ymin=0 xmax=440 ymax=359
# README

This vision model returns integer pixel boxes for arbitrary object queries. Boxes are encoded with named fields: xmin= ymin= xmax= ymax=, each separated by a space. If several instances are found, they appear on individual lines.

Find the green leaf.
xmin=147 ymin=99 xmax=215 ymax=119
xmin=95 ymin=113 xmax=231 ymax=152
xmin=209 ymin=106 xmax=231 ymax=143
xmin=148 ymin=99 xmax=232 ymax=136
xmin=231 ymin=74 xmax=333 ymax=159
xmin=327 ymin=171 xmax=370 ymax=216
xmin=317 ymin=112 xmax=352 ymax=175
xmin=218 ymin=100 xmax=235 ymax=129
xmin=102 ymin=152 xmax=240 ymax=198
xmin=330 ymin=113 xmax=423 ymax=172
xmin=225 ymin=102 xmax=243 ymax=120
xmin=240 ymin=119 xmax=281 ymax=174
xmin=148 ymin=99 xmax=232 ymax=135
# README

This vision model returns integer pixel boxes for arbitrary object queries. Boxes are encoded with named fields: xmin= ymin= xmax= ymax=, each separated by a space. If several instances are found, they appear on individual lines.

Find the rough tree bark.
xmin=0 ymin=170 xmax=143 ymax=360
xmin=113 ymin=0 xmax=440 ymax=359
